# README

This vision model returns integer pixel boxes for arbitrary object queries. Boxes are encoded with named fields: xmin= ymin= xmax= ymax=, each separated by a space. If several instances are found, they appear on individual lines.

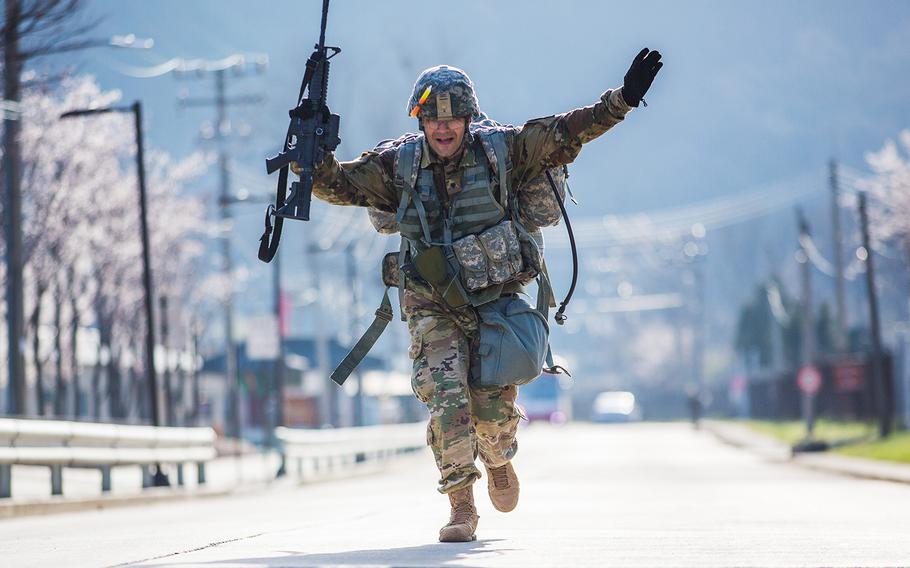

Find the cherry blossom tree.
xmin=862 ymin=129 xmax=910 ymax=261
xmin=1 ymin=75 xmax=207 ymax=419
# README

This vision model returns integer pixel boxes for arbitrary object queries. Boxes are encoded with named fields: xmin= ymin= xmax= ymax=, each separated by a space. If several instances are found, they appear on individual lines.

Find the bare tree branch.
xmin=1 ymin=0 xmax=99 ymax=63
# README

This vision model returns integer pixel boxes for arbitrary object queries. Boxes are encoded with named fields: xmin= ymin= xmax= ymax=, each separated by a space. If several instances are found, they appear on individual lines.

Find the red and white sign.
xmin=797 ymin=365 xmax=823 ymax=395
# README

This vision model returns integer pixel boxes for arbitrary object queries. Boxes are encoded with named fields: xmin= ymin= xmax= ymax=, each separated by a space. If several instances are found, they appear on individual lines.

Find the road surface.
xmin=4 ymin=423 xmax=910 ymax=567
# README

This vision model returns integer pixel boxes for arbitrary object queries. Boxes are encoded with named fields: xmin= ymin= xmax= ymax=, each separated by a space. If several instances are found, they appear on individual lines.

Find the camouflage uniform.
xmin=312 ymin=69 xmax=632 ymax=494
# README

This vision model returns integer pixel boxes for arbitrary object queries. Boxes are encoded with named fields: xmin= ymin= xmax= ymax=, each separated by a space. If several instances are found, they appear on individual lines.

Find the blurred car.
xmin=517 ymin=373 xmax=571 ymax=425
xmin=590 ymin=391 xmax=642 ymax=423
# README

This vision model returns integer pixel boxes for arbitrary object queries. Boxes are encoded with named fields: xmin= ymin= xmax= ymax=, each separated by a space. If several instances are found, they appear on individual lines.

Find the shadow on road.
xmin=133 ymin=539 xmax=516 ymax=568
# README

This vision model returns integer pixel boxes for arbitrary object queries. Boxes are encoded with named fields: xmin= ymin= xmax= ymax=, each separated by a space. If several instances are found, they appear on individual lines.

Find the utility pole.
xmin=692 ymin=257 xmax=706 ymax=389
xmin=273 ymin=245 xmax=287 ymax=476
xmin=682 ymin=233 xmax=706 ymax=390
xmin=308 ymin=245 xmax=335 ymax=426
xmin=274 ymin=248 xmax=286 ymax=432
xmin=215 ymin=68 xmax=240 ymax=440
xmin=829 ymin=160 xmax=847 ymax=352
xmin=215 ymin=187 xmax=287 ymax=441
xmin=858 ymin=192 xmax=892 ymax=438
xmin=169 ymin=55 xmax=265 ymax=440
xmin=191 ymin=320 xmax=201 ymax=426
xmin=345 ymin=243 xmax=364 ymax=426
xmin=797 ymin=209 xmax=817 ymax=436
xmin=4 ymin=0 xmax=27 ymax=416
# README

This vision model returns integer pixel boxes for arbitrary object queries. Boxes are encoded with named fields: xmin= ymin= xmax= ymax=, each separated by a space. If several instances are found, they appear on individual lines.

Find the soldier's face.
xmin=424 ymin=117 xmax=467 ymax=159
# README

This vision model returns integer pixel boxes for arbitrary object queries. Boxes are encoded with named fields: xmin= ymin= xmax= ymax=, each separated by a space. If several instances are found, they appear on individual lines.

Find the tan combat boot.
xmin=438 ymin=486 xmax=479 ymax=542
xmin=485 ymin=462 xmax=519 ymax=512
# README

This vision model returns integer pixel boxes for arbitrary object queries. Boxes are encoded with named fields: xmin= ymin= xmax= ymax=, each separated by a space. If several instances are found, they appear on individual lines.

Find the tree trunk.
xmin=53 ymin=278 xmax=66 ymax=416
xmin=4 ymin=0 xmax=28 ymax=417
xmin=30 ymin=280 xmax=47 ymax=416
xmin=127 ymin=365 xmax=139 ymax=421
xmin=92 ymin=296 xmax=108 ymax=420
xmin=107 ymin=345 xmax=122 ymax=419
xmin=70 ymin=287 xmax=81 ymax=418
xmin=92 ymin=338 xmax=102 ymax=420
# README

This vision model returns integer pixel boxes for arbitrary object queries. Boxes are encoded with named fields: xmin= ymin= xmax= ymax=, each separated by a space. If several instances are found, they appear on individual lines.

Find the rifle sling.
xmin=258 ymin=165 xmax=288 ymax=263
xmin=331 ymin=287 xmax=394 ymax=386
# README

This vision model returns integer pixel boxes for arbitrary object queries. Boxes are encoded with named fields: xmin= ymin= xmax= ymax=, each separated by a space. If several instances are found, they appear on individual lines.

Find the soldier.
xmin=302 ymin=48 xmax=662 ymax=542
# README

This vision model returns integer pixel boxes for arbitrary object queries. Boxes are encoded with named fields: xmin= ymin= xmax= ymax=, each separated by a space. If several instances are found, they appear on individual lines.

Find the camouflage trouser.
xmin=405 ymin=285 xmax=520 ymax=494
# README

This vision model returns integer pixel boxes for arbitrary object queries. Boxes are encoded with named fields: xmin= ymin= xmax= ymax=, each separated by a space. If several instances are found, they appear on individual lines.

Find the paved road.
xmin=4 ymin=423 xmax=910 ymax=567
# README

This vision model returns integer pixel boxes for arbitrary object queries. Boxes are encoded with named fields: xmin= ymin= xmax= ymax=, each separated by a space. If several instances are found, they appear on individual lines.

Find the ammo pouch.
xmin=470 ymin=295 xmax=549 ymax=388
xmin=452 ymin=220 xmax=525 ymax=292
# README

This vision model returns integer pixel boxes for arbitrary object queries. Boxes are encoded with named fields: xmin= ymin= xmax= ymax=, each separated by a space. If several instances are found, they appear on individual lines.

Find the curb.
xmin=0 ymin=486 xmax=234 ymax=520
xmin=0 ymin=450 xmax=428 ymax=520
xmin=0 ymin=475 xmax=299 ymax=521
xmin=703 ymin=420 xmax=910 ymax=486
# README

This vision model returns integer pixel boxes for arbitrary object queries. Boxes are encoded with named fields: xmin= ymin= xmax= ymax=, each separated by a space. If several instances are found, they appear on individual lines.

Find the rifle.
xmin=259 ymin=0 xmax=341 ymax=263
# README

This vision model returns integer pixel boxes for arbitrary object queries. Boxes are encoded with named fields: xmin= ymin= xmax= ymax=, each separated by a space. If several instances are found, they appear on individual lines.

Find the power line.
xmin=113 ymin=53 xmax=268 ymax=79
xmin=546 ymin=169 xmax=824 ymax=249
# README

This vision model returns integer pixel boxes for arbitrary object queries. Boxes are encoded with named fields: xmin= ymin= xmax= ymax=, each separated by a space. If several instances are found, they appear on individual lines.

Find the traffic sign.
xmin=797 ymin=365 xmax=822 ymax=395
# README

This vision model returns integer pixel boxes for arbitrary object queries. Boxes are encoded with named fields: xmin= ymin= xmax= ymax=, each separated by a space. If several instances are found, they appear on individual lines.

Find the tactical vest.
xmin=330 ymin=127 xmax=564 ymax=386
xmin=395 ymin=131 xmax=507 ymax=248
xmin=392 ymin=127 xmax=541 ymax=308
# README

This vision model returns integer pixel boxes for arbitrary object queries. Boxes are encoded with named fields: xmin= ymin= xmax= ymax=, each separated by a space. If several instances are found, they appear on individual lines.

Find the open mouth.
xmin=434 ymin=135 xmax=456 ymax=149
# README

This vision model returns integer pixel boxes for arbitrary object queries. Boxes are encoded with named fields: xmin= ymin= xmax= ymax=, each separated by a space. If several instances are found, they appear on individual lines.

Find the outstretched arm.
xmin=510 ymin=88 xmax=632 ymax=185
xmin=307 ymin=148 xmax=399 ymax=211
xmin=511 ymin=48 xmax=663 ymax=186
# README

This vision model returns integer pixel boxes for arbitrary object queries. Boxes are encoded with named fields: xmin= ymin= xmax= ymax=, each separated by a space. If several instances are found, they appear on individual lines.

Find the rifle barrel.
xmin=319 ymin=0 xmax=330 ymax=51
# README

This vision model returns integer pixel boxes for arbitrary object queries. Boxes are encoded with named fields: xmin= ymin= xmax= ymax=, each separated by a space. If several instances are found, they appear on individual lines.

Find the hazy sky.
xmin=51 ymin=0 xmax=910 ymax=361
xmin=71 ymin=0 xmax=910 ymax=211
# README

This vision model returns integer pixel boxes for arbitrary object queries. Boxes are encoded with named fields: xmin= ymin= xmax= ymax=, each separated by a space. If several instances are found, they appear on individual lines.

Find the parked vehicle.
xmin=518 ymin=374 xmax=572 ymax=424
xmin=591 ymin=391 xmax=641 ymax=423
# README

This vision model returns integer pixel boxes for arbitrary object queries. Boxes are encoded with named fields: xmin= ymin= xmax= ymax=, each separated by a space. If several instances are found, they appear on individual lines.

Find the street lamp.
xmin=60 ymin=101 xmax=169 ymax=486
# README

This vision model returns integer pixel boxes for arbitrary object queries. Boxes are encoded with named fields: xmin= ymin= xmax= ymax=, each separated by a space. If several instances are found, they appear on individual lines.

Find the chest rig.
xmin=330 ymin=127 xmax=561 ymax=386
xmin=394 ymin=127 xmax=539 ymax=308
xmin=396 ymin=135 xmax=505 ymax=246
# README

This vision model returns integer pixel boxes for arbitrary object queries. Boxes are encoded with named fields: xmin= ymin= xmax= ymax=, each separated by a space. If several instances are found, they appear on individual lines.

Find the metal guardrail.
xmin=275 ymin=422 xmax=426 ymax=480
xmin=0 ymin=418 xmax=217 ymax=498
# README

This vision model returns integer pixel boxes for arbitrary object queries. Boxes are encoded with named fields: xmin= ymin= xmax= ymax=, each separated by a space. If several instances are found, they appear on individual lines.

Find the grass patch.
xmin=741 ymin=419 xmax=876 ymax=445
xmin=836 ymin=431 xmax=910 ymax=464
xmin=739 ymin=419 xmax=910 ymax=465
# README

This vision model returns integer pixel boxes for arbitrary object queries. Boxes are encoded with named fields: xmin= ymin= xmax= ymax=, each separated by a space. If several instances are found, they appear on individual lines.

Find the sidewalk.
xmin=704 ymin=419 xmax=910 ymax=485
xmin=0 ymin=450 xmax=285 ymax=520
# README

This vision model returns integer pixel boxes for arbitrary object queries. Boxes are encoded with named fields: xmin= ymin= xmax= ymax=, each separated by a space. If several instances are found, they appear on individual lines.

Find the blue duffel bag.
xmin=470 ymin=295 xmax=549 ymax=388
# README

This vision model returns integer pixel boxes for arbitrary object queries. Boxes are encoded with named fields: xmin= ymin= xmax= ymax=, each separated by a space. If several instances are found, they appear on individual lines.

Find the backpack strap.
xmin=476 ymin=129 xmax=511 ymax=210
xmin=395 ymin=137 xmax=433 ymax=244
xmin=331 ymin=287 xmax=395 ymax=386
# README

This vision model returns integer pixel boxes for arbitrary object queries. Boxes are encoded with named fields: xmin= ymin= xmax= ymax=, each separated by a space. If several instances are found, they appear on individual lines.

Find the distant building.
xmin=200 ymin=336 xmax=422 ymax=440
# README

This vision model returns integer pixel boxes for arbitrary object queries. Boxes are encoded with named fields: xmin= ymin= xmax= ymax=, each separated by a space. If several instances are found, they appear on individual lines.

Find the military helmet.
xmin=407 ymin=65 xmax=480 ymax=121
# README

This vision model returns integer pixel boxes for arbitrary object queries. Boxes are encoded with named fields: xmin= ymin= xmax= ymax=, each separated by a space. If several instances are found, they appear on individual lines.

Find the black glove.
xmin=622 ymin=48 xmax=663 ymax=107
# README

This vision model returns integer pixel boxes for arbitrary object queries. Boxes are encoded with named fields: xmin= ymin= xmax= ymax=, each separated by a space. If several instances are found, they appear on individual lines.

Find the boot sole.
xmin=491 ymin=501 xmax=517 ymax=513
xmin=439 ymin=534 xmax=477 ymax=543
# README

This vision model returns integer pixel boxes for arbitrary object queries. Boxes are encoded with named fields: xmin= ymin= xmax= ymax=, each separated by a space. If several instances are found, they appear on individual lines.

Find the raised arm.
xmin=509 ymin=88 xmax=631 ymax=185
xmin=510 ymin=48 xmax=662 ymax=186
